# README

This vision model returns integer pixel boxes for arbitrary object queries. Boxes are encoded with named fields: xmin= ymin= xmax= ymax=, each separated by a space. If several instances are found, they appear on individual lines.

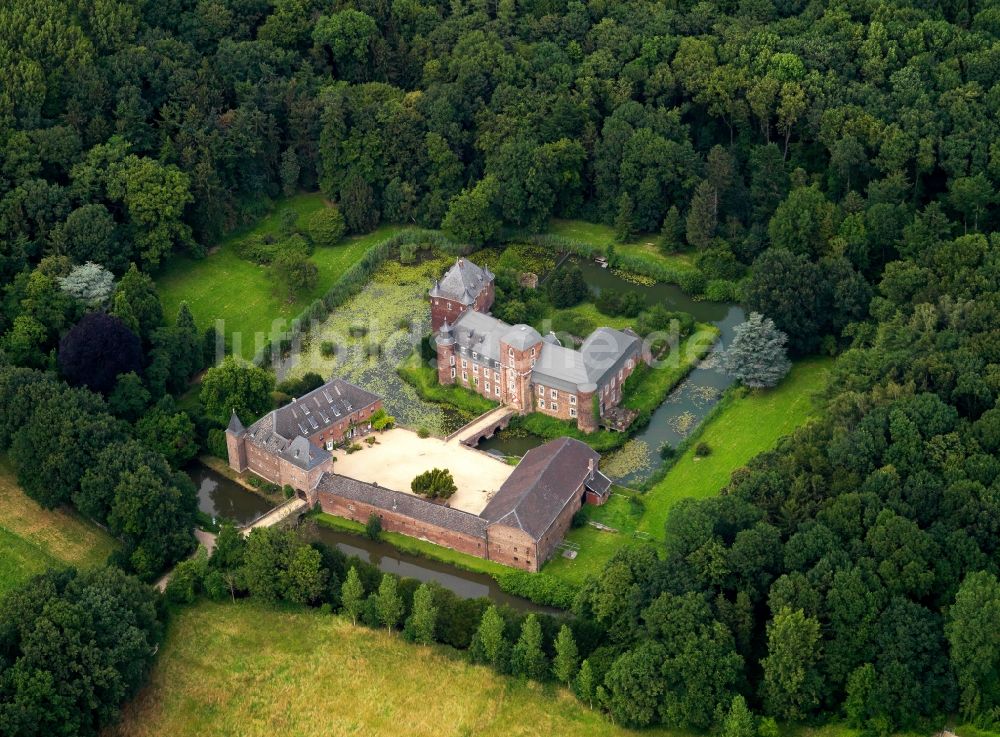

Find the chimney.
xmin=587 ymin=458 xmax=595 ymax=480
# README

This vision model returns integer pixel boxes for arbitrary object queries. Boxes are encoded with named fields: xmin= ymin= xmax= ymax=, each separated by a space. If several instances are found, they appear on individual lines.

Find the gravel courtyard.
xmin=330 ymin=428 xmax=514 ymax=515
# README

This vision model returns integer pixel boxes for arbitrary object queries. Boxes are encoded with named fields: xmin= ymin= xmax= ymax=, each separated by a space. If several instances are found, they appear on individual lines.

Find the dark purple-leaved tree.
xmin=58 ymin=312 xmax=142 ymax=395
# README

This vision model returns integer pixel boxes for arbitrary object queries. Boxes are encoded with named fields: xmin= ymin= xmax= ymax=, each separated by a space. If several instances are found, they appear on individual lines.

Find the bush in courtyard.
xmin=417 ymin=427 xmax=430 ymax=438
xmin=411 ymin=468 xmax=457 ymax=500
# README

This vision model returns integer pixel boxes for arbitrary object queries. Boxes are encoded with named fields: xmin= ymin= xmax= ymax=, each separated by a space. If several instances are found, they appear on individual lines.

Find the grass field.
xmin=547 ymin=219 xmax=697 ymax=275
xmin=110 ymin=600 xmax=691 ymax=737
xmin=637 ymin=357 xmax=833 ymax=540
xmin=156 ymin=193 xmax=407 ymax=359
xmin=0 ymin=458 xmax=117 ymax=597
xmin=543 ymin=358 xmax=832 ymax=583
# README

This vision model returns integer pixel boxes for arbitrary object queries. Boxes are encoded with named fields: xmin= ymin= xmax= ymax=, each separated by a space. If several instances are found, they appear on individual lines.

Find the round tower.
xmin=435 ymin=319 xmax=456 ymax=385
xmin=577 ymin=383 xmax=599 ymax=433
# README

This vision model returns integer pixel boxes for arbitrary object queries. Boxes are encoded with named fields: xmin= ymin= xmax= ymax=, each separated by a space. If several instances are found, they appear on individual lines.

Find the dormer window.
xmin=508 ymin=347 xmax=514 ymax=357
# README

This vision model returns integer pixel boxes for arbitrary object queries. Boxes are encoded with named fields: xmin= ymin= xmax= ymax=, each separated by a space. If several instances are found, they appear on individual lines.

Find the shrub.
xmin=365 ymin=513 xmax=382 ymax=541
xmin=411 ymin=468 xmax=457 ymax=500
xmin=246 ymin=475 xmax=262 ymax=488
xmin=345 ymin=442 xmax=363 ymax=454
xmin=307 ymin=205 xmax=346 ymax=247
xmin=320 ymin=341 xmax=336 ymax=357
xmin=283 ymin=484 xmax=295 ymax=499
xmin=678 ymin=269 xmax=708 ymax=296
xmin=417 ymin=427 xmax=430 ymax=439
xmin=399 ymin=241 xmax=418 ymax=264
xmin=207 ymin=428 xmax=229 ymax=459
xmin=658 ymin=442 xmax=676 ymax=460
xmin=571 ymin=510 xmax=589 ymax=528
xmin=705 ymin=279 xmax=740 ymax=302
xmin=365 ymin=436 xmax=376 ymax=446
xmin=695 ymin=441 xmax=712 ymax=457
xmin=349 ymin=324 xmax=368 ymax=337
xmin=493 ymin=570 xmax=579 ymax=609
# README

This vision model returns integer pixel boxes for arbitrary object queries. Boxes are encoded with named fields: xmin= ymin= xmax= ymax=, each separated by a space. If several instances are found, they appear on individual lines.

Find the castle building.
xmin=428 ymin=257 xmax=495 ymax=332
xmin=318 ymin=436 xmax=612 ymax=572
xmin=431 ymin=258 xmax=649 ymax=432
xmin=226 ymin=377 xmax=381 ymax=491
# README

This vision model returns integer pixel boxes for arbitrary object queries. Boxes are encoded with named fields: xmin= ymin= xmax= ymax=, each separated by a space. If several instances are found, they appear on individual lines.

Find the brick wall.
xmin=430 ymin=296 xmax=466 ymax=332
xmin=318 ymin=490 xmax=488 ymax=558
xmin=485 ymin=524 xmax=540 ymax=571
xmin=531 ymin=382 xmax=582 ymax=423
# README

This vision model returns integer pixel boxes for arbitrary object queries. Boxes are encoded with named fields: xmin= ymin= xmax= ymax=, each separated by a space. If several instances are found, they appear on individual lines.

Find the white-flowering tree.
xmin=722 ymin=312 xmax=792 ymax=389
xmin=58 ymin=262 xmax=116 ymax=307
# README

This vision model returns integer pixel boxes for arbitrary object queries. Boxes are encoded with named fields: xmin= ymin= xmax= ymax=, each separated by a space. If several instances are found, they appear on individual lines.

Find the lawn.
xmin=156 ymin=192 xmax=408 ymax=359
xmin=542 ymin=358 xmax=832 ymax=583
xmin=547 ymin=218 xmax=698 ymax=276
xmin=397 ymin=350 xmax=498 ymax=417
xmin=110 ymin=600 xmax=694 ymax=737
xmin=637 ymin=357 xmax=833 ymax=540
xmin=0 ymin=458 xmax=117 ymax=597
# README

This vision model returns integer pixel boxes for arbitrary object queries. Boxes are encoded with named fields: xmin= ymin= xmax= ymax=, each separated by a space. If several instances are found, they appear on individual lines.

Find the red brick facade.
xmin=430 ymin=281 xmax=494 ymax=333
xmin=318 ymin=489 xmax=489 ymax=558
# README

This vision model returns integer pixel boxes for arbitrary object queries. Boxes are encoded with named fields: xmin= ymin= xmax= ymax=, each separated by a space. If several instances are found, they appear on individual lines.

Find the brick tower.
xmin=499 ymin=325 xmax=543 ymax=413
xmin=435 ymin=320 xmax=457 ymax=385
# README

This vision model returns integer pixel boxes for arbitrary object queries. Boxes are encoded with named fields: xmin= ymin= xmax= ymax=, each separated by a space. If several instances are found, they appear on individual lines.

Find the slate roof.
xmin=429 ymin=258 xmax=494 ymax=305
xmin=501 ymin=324 xmax=543 ymax=351
xmin=447 ymin=310 xmax=642 ymax=393
xmin=272 ymin=378 xmax=380 ymax=440
xmin=449 ymin=310 xmax=510 ymax=363
xmin=316 ymin=473 xmax=489 ymax=539
xmin=242 ymin=377 xmax=380 ymax=471
xmin=227 ymin=410 xmax=245 ymax=435
xmin=481 ymin=437 xmax=601 ymax=541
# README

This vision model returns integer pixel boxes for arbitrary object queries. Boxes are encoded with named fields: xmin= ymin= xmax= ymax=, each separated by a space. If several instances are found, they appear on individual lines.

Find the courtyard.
xmin=330 ymin=428 xmax=514 ymax=515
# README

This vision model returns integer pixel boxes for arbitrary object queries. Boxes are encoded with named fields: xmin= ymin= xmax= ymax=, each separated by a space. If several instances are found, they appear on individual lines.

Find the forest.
xmin=0 ymin=0 xmax=999 ymax=735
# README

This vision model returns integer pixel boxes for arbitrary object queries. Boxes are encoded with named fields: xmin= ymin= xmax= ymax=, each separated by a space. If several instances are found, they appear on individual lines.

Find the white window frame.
xmin=462 ymin=358 xmax=467 ymax=368
xmin=539 ymin=400 xmax=545 ymax=409
xmin=570 ymin=395 xmax=577 ymax=405
xmin=538 ymin=385 xmax=544 ymax=396
xmin=450 ymin=367 xmax=456 ymax=378
xmin=552 ymin=404 xmax=558 ymax=412
xmin=550 ymin=388 xmax=558 ymax=399
xmin=474 ymin=376 xmax=479 ymax=386
xmin=485 ymin=381 xmax=490 ymax=393
xmin=462 ymin=371 xmax=468 ymax=381
xmin=495 ymin=385 xmax=501 ymax=396
xmin=449 ymin=355 xmax=455 ymax=366
xmin=570 ymin=408 xmax=577 ymax=417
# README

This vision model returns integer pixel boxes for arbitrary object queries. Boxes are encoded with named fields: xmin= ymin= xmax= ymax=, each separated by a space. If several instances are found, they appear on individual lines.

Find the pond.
xmin=303 ymin=522 xmax=553 ymax=613
xmin=279 ymin=256 xmax=472 ymax=437
xmin=189 ymin=464 xmax=275 ymax=526
xmin=477 ymin=257 xmax=746 ymax=485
